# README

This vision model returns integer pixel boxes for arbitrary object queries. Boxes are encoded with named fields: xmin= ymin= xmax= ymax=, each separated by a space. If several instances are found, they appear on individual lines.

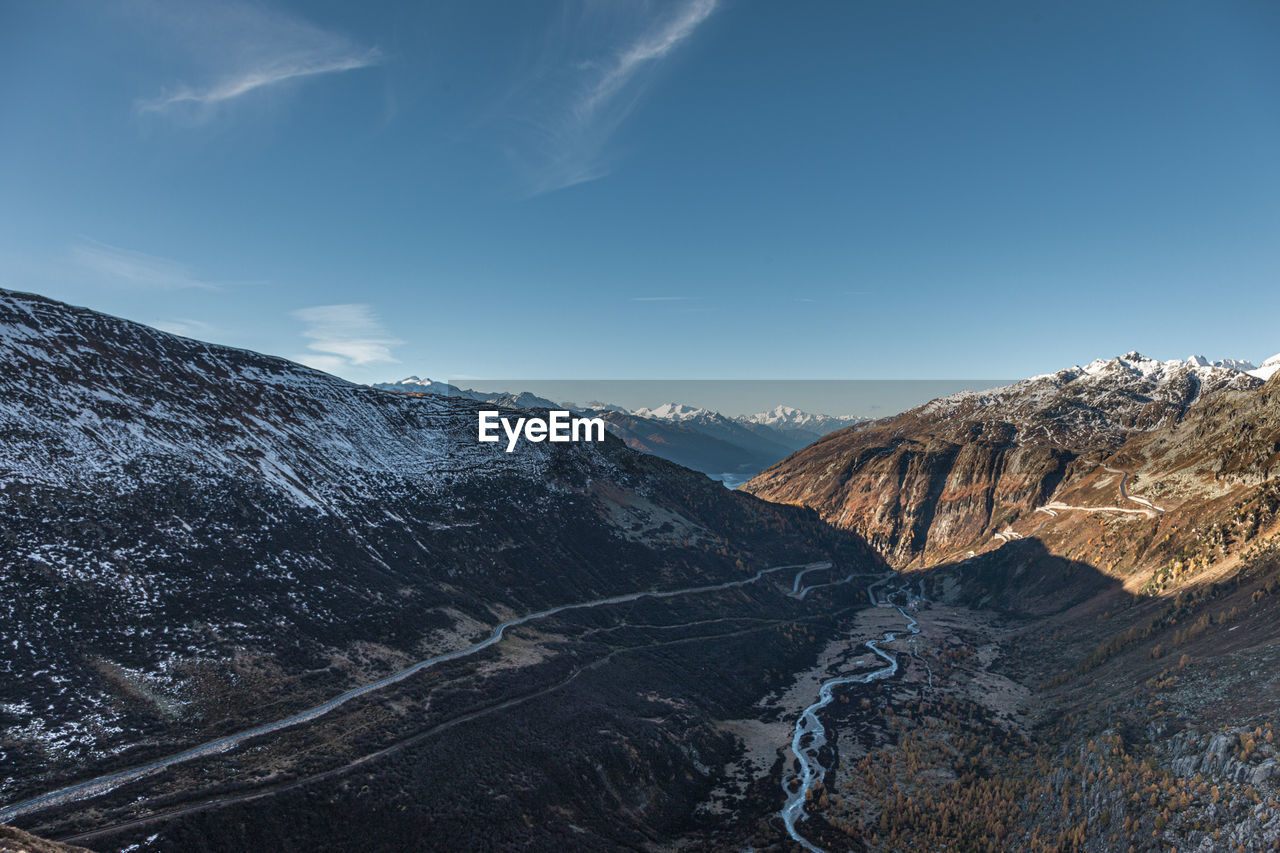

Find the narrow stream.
xmin=780 ymin=575 xmax=923 ymax=853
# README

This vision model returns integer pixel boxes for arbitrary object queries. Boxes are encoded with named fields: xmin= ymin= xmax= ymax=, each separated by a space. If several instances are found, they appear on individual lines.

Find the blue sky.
xmin=3 ymin=0 xmax=1279 ymax=384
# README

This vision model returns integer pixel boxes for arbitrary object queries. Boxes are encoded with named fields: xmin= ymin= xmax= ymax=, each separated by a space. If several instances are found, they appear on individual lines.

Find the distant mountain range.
xmin=375 ymin=377 xmax=867 ymax=486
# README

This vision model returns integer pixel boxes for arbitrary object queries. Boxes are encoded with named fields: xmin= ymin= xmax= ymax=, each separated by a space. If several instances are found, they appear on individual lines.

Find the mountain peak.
xmin=631 ymin=402 xmax=714 ymax=421
xmin=1073 ymin=351 xmax=1263 ymax=384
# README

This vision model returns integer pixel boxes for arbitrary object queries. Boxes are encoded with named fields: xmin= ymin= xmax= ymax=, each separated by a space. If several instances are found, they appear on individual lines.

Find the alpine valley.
xmin=6 ymin=289 xmax=1280 ymax=853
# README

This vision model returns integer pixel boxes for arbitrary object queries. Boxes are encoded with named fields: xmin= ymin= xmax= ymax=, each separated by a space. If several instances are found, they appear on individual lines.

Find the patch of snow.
xmin=1248 ymin=353 xmax=1280 ymax=381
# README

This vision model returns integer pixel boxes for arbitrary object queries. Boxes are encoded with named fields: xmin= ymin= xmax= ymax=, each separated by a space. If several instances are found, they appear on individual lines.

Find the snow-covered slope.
xmin=1249 ymin=354 xmax=1280 ymax=381
xmin=0 ymin=293 xmax=560 ymax=513
xmin=0 ymin=288 xmax=868 ymax=805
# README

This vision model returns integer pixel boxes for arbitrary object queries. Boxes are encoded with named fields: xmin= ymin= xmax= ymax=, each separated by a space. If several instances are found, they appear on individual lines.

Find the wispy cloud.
xmin=138 ymin=52 xmax=379 ymax=115
xmin=630 ymin=295 xmax=698 ymax=302
xmin=71 ymin=238 xmax=218 ymax=290
xmin=509 ymin=0 xmax=719 ymax=195
xmin=576 ymin=0 xmax=717 ymax=121
xmin=292 ymin=303 xmax=402 ymax=373
xmin=134 ymin=2 xmax=380 ymax=121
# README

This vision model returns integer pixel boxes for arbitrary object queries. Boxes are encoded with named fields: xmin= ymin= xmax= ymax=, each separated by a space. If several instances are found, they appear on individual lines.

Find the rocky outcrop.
xmin=0 ymin=825 xmax=92 ymax=853
xmin=1167 ymin=730 xmax=1280 ymax=788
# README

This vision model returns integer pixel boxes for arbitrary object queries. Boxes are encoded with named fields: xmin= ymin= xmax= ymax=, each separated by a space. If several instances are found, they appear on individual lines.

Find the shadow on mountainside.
xmin=917 ymin=537 xmax=1125 ymax=618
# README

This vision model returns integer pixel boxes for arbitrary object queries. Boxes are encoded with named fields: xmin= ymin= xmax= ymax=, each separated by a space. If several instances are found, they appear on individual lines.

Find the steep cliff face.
xmin=744 ymin=353 xmax=1261 ymax=566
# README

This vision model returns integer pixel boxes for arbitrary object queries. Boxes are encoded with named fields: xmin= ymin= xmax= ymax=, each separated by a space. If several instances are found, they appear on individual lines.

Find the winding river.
xmin=780 ymin=575 xmax=923 ymax=853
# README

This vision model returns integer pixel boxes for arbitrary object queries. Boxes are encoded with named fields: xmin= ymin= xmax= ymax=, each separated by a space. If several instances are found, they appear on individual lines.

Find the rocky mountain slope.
xmin=0 ymin=289 xmax=886 ymax=851
xmin=733 ymin=362 xmax=1280 ymax=852
xmin=744 ymin=352 xmax=1266 ymax=566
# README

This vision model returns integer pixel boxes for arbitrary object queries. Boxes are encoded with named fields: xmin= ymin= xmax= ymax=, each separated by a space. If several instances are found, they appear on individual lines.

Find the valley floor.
xmin=12 ymin=538 xmax=1280 ymax=852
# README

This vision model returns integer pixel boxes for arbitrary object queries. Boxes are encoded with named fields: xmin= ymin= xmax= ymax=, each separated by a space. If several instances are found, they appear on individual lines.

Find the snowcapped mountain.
xmin=739 ymin=405 xmax=867 ymax=441
xmin=631 ymin=402 xmax=713 ymax=422
xmin=635 ymin=401 xmax=865 ymax=436
xmin=1182 ymin=354 xmax=1257 ymax=372
xmin=917 ymin=350 xmax=1261 ymax=446
xmin=742 ymin=404 xmax=826 ymax=426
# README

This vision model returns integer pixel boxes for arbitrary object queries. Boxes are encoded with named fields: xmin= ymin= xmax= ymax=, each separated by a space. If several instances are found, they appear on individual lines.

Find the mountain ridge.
xmin=743 ymin=350 xmax=1268 ymax=565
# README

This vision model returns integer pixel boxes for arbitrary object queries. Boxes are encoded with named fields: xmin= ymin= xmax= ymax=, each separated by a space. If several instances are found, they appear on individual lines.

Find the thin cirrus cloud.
xmin=133 ymin=1 xmax=380 ymax=121
xmin=71 ymin=238 xmax=219 ymax=290
xmin=575 ymin=0 xmax=718 ymax=121
xmin=291 ymin=303 xmax=402 ymax=374
xmin=511 ymin=0 xmax=719 ymax=195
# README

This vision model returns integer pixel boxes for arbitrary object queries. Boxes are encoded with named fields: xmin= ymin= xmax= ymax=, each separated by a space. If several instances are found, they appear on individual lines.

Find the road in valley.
xmin=1 ymin=561 xmax=834 ymax=824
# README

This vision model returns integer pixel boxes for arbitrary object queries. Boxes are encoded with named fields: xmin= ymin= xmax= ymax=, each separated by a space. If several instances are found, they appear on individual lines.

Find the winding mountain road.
xmin=1101 ymin=463 xmax=1165 ymax=514
xmin=987 ymin=462 xmax=1167 ymax=554
xmin=1036 ymin=463 xmax=1165 ymax=520
xmin=1 ymin=561 xmax=832 ymax=824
